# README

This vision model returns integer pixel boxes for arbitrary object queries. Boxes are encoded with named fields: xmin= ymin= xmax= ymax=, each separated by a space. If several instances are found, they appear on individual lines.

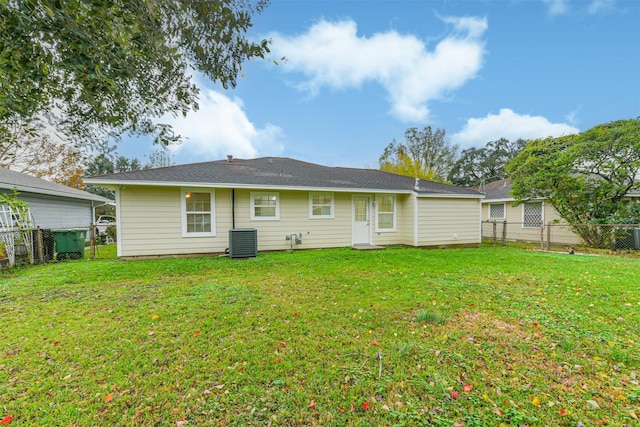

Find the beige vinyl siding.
xmin=482 ymin=201 xmax=580 ymax=244
xmin=117 ymin=185 xmax=482 ymax=257
xmin=118 ymin=186 xmax=232 ymax=257
xmin=232 ymin=189 xmax=353 ymax=251
xmin=416 ymin=198 xmax=481 ymax=246
xmin=372 ymin=194 xmax=413 ymax=246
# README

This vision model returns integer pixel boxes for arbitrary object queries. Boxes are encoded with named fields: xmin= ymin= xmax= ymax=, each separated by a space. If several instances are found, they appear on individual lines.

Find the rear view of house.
xmin=84 ymin=157 xmax=483 ymax=258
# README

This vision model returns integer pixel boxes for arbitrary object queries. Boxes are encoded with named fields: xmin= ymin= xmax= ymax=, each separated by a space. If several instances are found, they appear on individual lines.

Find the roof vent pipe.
xmin=227 ymin=155 xmax=233 ymax=163
xmin=414 ymin=178 xmax=420 ymax=191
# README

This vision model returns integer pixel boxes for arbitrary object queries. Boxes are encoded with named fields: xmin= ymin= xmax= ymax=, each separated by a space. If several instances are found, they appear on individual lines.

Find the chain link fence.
xmin=482 ymin=220 xmax=640 ymax=253
xmin=1 ymin=225 xmax=116 ymax=268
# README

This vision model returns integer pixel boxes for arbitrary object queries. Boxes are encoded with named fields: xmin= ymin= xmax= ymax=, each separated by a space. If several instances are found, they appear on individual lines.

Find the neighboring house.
xmin=480 ymin=178 xmax=572 ymax=243
xmin=480 ymin=178 xmax=640 ymax=245
xmin=84 ymin=156 xmax=484 ymax=258
xmin=0 ymin=167 xmax=113 ymax=229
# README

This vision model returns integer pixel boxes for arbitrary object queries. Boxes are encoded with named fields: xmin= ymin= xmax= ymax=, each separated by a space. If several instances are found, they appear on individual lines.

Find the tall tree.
xmin=0 ymin=0 xmax=270 ymax=148
xmin=506 ymin=118 xmax=640 ymax=247
xmin=448 ymin=138 xmax=527 ymax=187
xmin=146 ymin=147 xmax=175 ymax=169
xmin=379 ymin=126 xmax=458 ymax=182
xmin=84 ymin=150 xmax=144 ymax=199
xmin=0 ymin=123 xmax=85 ymax=187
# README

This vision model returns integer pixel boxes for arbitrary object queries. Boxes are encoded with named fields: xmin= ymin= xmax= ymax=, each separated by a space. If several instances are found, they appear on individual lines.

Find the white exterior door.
xmin=352 ymin=196 xmax=371 ymax=245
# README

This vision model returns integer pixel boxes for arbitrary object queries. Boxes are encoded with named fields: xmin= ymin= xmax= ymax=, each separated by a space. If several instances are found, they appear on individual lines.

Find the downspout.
xmin=413 ymin=193 xmax=419 ymax=247
xmin=231 ymin=188 xmax=236 ymax=229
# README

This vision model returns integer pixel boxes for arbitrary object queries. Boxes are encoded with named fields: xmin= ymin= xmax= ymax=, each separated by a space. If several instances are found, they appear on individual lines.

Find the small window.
xmin=523 ymin=202 xmax=543 ymax=228
xmin=309 ymin=192 xmax=334 ymax=218
xmin=251 ymin=192 xmax=280 ymax=220
xmin=376 ymin=194 xmax=396 ymax=232
xmin=182 ymin=189 xmax=215 ymax=237
xmin=489 ymin=203 xmax=505 ymax=219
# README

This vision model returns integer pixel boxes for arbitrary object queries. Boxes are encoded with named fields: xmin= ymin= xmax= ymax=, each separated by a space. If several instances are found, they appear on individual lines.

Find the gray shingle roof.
xmin=481 ymin=177 xmax=640 ymax=201
xmin=1 ymin=167 xmax=112 ymax=203
xmin=85 ymin=157 xmax=482 ymax=196
xmin=481 ymin=178 xmax=513 ymax=200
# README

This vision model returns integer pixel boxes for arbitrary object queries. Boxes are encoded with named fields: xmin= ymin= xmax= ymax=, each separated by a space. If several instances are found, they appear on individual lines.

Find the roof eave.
xmin=2 ymin=184 xmax=111 ymax=203
xmin=415 ymin=192 xmax=484 ymax=199
xmin=84 ymin=178 xmax=481 ymax=197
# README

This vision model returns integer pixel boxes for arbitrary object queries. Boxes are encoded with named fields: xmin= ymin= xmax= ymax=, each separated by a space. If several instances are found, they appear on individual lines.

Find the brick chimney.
xmin=227 ymin=155 xmax=233 ymax=163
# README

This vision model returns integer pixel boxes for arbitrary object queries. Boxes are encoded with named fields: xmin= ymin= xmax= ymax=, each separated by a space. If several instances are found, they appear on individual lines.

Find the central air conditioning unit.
xmin=228 ymin=228 xmax=258 ymax=259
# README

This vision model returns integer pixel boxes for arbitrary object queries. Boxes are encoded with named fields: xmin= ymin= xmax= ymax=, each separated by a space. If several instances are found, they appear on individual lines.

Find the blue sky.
xmin=119 ymin=0 xmax=640 ymax=169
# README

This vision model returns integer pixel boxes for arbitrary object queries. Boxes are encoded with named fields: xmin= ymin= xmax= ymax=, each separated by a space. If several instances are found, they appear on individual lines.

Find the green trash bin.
xmin=52 ymin=229 xmax=87 ymax=260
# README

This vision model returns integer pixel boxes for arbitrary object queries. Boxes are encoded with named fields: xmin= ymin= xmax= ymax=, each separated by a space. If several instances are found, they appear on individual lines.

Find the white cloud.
xmin=268 ymin=15 xmax=487 ymax=122
xmin=543 ymin=0 xmax=570 ymax=16
xmin=451 ymin=108 xmax=580 ymax=148
xmin=164 ymin=89 xmax=284 ymax=162
xmin=588 ymin=0 xmax=616 ymax=14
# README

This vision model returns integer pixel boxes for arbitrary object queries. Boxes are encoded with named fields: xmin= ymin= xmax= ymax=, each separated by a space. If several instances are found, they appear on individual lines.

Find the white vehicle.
xmin=95 ymin=215 xmax=116 ymax=235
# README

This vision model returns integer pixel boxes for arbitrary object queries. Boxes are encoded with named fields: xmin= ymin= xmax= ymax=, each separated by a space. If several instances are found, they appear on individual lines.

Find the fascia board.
xmin=83 ymin=179 xmax=416 ymax=195
xmin=414 ymin=192 xmax=484 ymax=199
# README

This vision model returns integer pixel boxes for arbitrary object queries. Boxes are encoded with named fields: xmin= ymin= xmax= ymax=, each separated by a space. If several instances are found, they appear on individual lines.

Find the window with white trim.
xmin=251 ymin=192 xmax=280 ymax=220
xmin=376 ymin=194 xmax=396 ymax=231
xmin=522 ymin=202 xmax=543 ymax=228
xmin=309 ymin=192 xmax=334 ymax=218
xmin=182 ymin=189 xmax=215 ymax=237
xmin=489 ymin=203 xmax=505 ymax=219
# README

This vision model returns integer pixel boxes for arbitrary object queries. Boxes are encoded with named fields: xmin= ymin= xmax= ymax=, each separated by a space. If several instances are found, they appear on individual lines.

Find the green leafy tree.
xmin=449 ymin=138 xmax=527 ymax=187
xmin=506 ymin=118 xmax=640 ymax=247
xmin=379 ymin=126 xmax=458 ymax=182
xmin=0 ymin=0 xmax=270 ymax=147
xmin=84 ymin=150 xmax=144 ymax=199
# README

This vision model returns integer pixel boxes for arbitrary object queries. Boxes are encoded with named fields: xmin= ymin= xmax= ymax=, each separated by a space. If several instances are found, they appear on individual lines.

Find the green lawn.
xmin=1 ymin=246 xmax=638 ymax=426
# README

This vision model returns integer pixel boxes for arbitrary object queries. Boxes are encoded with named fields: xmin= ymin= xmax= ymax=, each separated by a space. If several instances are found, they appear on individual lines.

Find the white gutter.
xmin=85 ymin=179 xmax=483 ymax=199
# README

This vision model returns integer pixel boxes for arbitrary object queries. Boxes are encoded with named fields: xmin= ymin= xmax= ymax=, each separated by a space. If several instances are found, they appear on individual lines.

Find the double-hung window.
xmin=309 ymin=192 xmax=334 ymax=218
xmin=182 ymin=189 xmax=215 ymax=237
xmin=522 ymin=202 xmax=543 ymax=228
xmin=251 ymin=192 xmax=280 ymax=220
xmin=376 ymin=194 xmax=396 ymax=232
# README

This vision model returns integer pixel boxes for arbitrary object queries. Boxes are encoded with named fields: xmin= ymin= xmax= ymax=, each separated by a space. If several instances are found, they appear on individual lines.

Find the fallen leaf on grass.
xmin=307 ymin=401 xmax=316 ymax=409
xmin=491 ymin=407 xmax=502 ymax=416
xmin=559 ymin=409 xmax=567 ymax=416
xmin=463 ymin=384 xmax=473 ymax=393
xmin=370 ymin=339 xmax=379 ymax=346
xmin=104 ymin=394 xmax=114 ymax=403
xmin=0 ymin=416 xmax=13 ymax=425
xmin=532 ymin=396 xmax=541 ymax=407
xmin=586 ymin=399 xmax=600 ymax=409
xmin=362 ymin=401 xmax=370 ymax=411
xmin=451 ymin=390 xmax=459 ymax=400
xmin=193 ymin=331 xmax=201 ymax=337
